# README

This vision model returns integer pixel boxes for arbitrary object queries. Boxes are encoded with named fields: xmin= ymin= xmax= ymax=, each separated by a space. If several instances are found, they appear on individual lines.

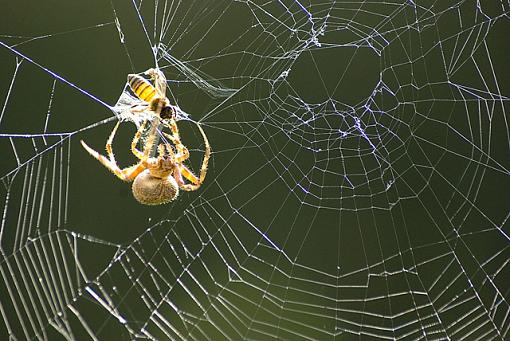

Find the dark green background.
xmin=1 ymin=0 xmax=509 ymax=340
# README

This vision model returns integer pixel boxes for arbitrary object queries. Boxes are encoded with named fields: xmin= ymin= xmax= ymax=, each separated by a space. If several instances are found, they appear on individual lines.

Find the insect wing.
xmin=112 ymin=90 xmax=153 ymax=125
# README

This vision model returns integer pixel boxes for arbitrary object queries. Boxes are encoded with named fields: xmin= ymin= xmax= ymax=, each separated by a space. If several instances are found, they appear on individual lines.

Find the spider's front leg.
xmin=162 ymin=131 xmax=189 ymax=163
xmin=81 ymin=121 xmax=146 ymax=182
xmin=161 ymin=116 xmax=193 ymax=163
xmin=175 ymin=165 xmax=201 ymax=191
xmin=81 ymin=141 xmax=146 ymax=182
xmin=131 ymin=120 xmax=147 ymax=160
xmin=129 ymin=107 xmax=162 ymax=163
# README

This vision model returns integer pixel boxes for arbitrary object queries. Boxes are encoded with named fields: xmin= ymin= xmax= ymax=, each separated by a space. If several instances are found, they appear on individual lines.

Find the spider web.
xmin=1 ymin=0 xmax=509 ymax=340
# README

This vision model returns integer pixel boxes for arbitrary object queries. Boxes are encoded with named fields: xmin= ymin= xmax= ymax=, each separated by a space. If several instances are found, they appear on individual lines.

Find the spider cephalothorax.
xmin=81 ymin=69 xmax=210 ymax=205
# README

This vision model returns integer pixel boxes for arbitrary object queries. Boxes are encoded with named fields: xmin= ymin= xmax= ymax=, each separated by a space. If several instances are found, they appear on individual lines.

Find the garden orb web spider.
xmin=80 ymin=69 xmax=211 ymax=205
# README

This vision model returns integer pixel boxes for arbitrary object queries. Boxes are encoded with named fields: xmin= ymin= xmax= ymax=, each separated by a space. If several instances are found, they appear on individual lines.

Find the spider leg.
xmin=164 ymin=118 xmax=181 ymax=143
xmin=157 ymin=143 xmax=166 ymax=157
xmin=105 ymin=120 xmax=121 ymax=163
xmin=129 ymin=104 xmax=149 ymax=114
xmin=142 ymin=116 xmax=162 ymax=158
xmin=81 ymin=140 xmax=145 ymax=182
xmin=176 ymin=122 xmax=211 ymax=191
xmin=162 ymin=131 xmax=189 ymax=163
xmin=161 ymin=118 xmax=191 ymax=163
xmin=195 ymin=121 xmax=211 ymax=184
xmin=165 ymin=143 xmax=175 ymax=158
xmin=81 ymin=120 xmax=148 ymax=181
xmin=177 ymin=164 xmax=201 ymax=191
xmin=131 ymin=120 xmax=147 ymax=160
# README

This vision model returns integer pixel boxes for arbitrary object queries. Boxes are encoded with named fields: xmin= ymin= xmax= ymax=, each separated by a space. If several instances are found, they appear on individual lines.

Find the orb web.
xmin=0 ymin=0 xmax=509 ymax=340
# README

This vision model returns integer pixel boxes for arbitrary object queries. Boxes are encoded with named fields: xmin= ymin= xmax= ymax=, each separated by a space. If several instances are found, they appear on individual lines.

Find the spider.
xmin=80 ymin=69 xmax=211 ymax=205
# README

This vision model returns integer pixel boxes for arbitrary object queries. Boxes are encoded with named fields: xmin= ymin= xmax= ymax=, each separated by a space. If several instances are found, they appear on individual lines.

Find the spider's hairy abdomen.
xmin=132 ymin=169 xmax=179 ymax=205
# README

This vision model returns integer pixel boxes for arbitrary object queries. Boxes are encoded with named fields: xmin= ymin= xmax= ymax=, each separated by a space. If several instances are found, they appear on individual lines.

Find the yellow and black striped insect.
xmin=80 ymin=68 xmax=211 ymax=205
xmin=127 ymin=69 xmax=175 ymax=119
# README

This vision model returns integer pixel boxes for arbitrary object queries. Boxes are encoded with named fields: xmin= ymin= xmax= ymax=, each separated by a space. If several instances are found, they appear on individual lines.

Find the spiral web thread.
xmin=0 ymin=0 xmax=509 ymax=340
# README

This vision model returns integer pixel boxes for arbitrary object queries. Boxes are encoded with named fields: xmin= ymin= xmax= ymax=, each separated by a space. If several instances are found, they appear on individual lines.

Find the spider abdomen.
xmin=132 ymin=170 xmax=179 ymax=205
